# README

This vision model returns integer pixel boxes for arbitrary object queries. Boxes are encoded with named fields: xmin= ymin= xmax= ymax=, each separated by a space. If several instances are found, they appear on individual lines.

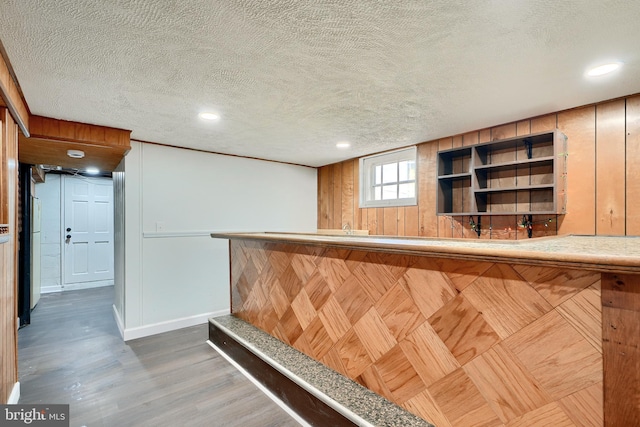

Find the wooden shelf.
xmin=437 ymin=172 xmax=472 ymax=180
xmin=474 ymin=184 xmax=554 ymax=193
xmin=437 ymin=130 xmax=567 ymax=215
xmin=474 ymin=156 xmax=554 ymax=171
xmin=438 ymin=147 xmax=471 ymax=176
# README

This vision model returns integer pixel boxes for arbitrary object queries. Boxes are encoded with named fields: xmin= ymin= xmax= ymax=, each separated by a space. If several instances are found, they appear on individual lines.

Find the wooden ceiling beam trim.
xmin=29 ymin=115 xmax=131 ymax=149
xmin=0 ymin=47 xmax=29 ymax=137
xmin=19 ymin=116 xmax=131 ymax=172
xmin=18 ymin=135 xmax=130 ymax=172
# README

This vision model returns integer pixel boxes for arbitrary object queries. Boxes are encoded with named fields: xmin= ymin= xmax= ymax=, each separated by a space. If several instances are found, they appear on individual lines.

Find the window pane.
xmin=399 ymin=182 xmax=415 ymax=199
xmin=399 ymin=160 xmax=416 ymax=181
xmin=382 ymin=184 xmax=397 ymax=200
xmin=382 ymin=163 xmax=397 ymax=184
xmin=359 ymin=146 xmax=417 ymax=208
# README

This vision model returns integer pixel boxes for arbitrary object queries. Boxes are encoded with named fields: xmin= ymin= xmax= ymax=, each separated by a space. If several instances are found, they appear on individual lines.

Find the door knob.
xmin=66 ymin=235 xmax=71 ymax=239
xmin=66 ymin=227 xmax=71 ymax=232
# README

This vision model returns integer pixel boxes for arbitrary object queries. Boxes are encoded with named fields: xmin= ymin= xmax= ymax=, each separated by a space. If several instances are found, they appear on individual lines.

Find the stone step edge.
xmin=208 ymin=315 xmax=433 ymax=427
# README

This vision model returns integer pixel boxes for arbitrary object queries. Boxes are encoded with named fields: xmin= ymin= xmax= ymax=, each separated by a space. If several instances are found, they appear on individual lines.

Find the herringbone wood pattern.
xmin=231 ymin=240 xmax=603 ymax=426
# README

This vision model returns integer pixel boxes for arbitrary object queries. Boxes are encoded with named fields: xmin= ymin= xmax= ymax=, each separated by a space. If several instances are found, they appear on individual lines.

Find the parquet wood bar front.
xmin=601 ymin=273 xmax=640 ymax=426
xmin=229 ymin=239 xmax=605 ymax=426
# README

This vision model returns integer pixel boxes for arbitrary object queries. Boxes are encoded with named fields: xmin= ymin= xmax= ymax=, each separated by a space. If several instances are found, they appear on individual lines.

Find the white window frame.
xmin=359 ymin=146 xmax=418 ymax=208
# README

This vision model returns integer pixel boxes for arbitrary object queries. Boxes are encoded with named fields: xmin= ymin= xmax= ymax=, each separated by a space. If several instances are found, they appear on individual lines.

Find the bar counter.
xmin=211 ymin=232 xmax=640 ymax=426
xmin=211 ymin=232 xmax=640 ymax=273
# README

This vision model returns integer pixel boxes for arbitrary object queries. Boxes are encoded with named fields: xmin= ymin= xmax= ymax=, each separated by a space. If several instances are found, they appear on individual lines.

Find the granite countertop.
xmin=210 ymin=232 xmax=640 ymax=273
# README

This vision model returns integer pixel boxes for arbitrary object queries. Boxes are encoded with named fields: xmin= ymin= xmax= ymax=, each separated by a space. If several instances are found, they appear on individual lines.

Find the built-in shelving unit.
xmin=437 ymin=130 xmax=567 ymax=215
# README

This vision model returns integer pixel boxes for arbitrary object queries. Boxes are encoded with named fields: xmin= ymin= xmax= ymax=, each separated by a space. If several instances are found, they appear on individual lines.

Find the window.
xmin=359 ymin=146 xmax=417 ymax=208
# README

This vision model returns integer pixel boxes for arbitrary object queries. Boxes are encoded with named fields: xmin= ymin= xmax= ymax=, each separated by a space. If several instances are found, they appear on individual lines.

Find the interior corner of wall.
xmin=112 ymin=304 xmax=125 ymax=340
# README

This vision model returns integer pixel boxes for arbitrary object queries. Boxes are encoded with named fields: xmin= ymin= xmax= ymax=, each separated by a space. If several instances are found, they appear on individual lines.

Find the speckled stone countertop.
xmin=211 ymin=232 xmax=640 ymax=273
xmin=210 ymin=315 xmax=434 ymax=427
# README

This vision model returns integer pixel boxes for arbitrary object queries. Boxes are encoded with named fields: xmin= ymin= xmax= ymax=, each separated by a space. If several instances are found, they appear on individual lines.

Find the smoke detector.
xmin=67 ymin=149 xmax=85 ymax=159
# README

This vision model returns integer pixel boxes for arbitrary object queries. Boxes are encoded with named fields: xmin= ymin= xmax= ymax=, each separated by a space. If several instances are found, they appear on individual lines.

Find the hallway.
xmin=18 ymin=287 xmax=300 ymax=427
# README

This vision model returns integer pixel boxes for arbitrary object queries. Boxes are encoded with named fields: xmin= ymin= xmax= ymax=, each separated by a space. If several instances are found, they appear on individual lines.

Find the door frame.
xmin=18 ymin=164 xmax=31 ymax=327
xmin=61 ymin=174 xmax=115 ymax=290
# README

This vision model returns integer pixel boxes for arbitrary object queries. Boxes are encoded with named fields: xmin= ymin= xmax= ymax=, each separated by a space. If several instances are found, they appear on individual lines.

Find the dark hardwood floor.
xmin=18 ymin=287 xmax=301 ymax=427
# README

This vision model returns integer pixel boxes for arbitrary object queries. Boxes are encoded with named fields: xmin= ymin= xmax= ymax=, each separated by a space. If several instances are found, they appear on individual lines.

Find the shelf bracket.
xmin=522 ymin=214 xmax=534 ymax=238
xmin=523 ymin=138 xmax=533 ymax=159
xmin=469 ymin=215 xmax=482 ymax=237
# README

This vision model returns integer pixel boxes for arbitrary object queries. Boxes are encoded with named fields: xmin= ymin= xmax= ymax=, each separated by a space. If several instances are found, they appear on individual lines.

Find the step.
xmin=208 ymin=315 xmax=434 ymax=427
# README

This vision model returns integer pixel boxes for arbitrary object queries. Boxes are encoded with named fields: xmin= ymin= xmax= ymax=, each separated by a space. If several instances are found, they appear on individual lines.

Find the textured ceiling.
xmin=0 ymin=1 xmax=639 ymax=167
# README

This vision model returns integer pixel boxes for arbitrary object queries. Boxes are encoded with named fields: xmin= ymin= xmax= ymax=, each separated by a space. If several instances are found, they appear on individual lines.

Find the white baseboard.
xmin=112 ymin=304 xmax=125 ymax=340
xmin=207 ymin=341 xmax=311 ymax=427
xmin=40 ymin=285 xmax=63 ymax=294
xmin=7 ymin=382 xmax=20 ymax=404
xmin=123 ymin=309 xmax=229 ymax=341
xmin=63 ymin=280 xmax=114 ymax=291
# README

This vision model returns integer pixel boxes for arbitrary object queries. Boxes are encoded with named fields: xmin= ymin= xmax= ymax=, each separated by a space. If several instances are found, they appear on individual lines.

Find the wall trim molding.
xmin=7 ymin=382 xmax=20 ymax=404
xmin=131 ymin=138 xmax=314 ymax=170
xmin=142 ymin=231 xmax=215 ymax=238
xmin=40 ymin=285 xmax=63 ymax=294
xmin=122 ymin=309 xmax=229 ymax=341
xmin=142 ymin=230 xmax=262 ymax=238
xmin=62 ymin=280 xmax=113 ymax=292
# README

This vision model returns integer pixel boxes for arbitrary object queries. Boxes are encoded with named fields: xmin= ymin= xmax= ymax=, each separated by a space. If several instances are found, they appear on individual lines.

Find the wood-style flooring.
xmin=18 ymin=286 xmax=301 ymax=427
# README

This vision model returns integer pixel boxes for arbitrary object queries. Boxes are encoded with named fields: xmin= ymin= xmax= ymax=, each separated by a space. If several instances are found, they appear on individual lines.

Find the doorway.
xmin=19 ymin=170 xmax=115 ymax=327
xmin=62 ymin=174 xmax=114 ymax=289
xmin=31 ymin=172 xmax=114 ymax=294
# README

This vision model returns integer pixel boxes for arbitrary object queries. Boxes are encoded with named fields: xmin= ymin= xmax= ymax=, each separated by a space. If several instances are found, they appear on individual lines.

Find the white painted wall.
xmin=35 ymin=174 xmax=62 ymax=293
xmin=112 ymin=162 xmax=125 ymax=332
xmin=118 ymin=141 xmax=317 ymax=340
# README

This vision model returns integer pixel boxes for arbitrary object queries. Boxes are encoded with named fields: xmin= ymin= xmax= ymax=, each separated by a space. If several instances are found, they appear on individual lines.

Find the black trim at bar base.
xmin=209 ymin=321 xmax=357 ymax=427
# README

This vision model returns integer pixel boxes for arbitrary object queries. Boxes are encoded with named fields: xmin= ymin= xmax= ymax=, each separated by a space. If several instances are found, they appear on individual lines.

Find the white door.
xmin=63 ymin=175 xmax=114 ymax=288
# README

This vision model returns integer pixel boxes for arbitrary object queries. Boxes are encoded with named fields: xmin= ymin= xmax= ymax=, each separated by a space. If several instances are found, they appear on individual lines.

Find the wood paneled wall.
xmin=318 ymin=93 xmax=640 ymax=239
xmin=0 ymin=107 xmax=19 ymax=403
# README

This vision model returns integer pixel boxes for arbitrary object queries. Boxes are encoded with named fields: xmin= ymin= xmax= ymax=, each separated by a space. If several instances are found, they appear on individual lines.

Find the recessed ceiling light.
xmin=199 ymin=112 xmax=220 ymax=121
xmin=85 ymin=167 xmax=100 ymax=175
xmin=586 ymin=62 xmax=623 ymax=77
xmin=336 ymin=142 xmax=351 ymax=149
xmin=67 ymin=149 xmax=85 ymax=159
